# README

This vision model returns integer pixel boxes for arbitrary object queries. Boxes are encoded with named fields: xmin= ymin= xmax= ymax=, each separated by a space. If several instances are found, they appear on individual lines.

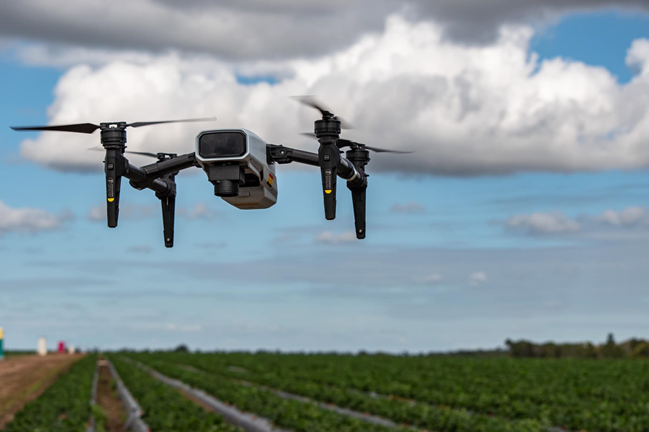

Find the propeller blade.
xmin=338 ymin=117 xmax=354 ymax=130
xmin=11 ymin=123 xmax=100 ymax=134
xmin=87 ymin=147 xmax=158 ymax=158
xmin=302 ymin=134 xmax=413 ymax=154
xmin=127 ymin=117 xmax=216 ymax=128
xmin=364 ymin=146 xmax=413 ymax=154
xmin=293 ymin=95 xmax=330 ymax=117
xmin=293 ymin=96 xmax=353 ymax=129
xmin=339 ymin=138 xmax=414 ymax=154
xmin=125 ymin=150 xmax=158 ymax=158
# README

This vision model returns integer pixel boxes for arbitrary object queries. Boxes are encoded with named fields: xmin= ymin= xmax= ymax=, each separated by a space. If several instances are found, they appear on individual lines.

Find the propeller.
xmin=294 ymin=96 xmax=349 ymax=220
xmin=11 ymin=123 xmax=101 ymax=134
xmin=88 ymin=147 xmax=158 ymax=158
xmin=10 ymin=117 xmax=216 ymax=134
xmin=295 ymin=96 xmax=414 ymax=237
xmin=293 ymin=96 xmax=353 ymax=129
xmin=300 ymin=133 xmax=413 ymax=154
xmin=12 ymin=116 xmax=215 ymax=230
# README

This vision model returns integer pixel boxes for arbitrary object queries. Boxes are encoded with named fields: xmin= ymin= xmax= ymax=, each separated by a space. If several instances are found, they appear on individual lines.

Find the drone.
xmin=11 ymin=97 xmax=410 ymax=248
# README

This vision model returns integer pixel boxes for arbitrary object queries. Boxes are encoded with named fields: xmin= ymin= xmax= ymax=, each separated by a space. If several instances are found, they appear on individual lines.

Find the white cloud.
xmin=87 ymin=205 xmax=104 ymax=222
xmin=504 ymin=206 xmax=649 ymax=237
xmin=470 ymin=272 xmax=487 ymax=286
xmin=505 ymin=212 xmax=581 ymax=235
xmin=315 ymin=231 xmax=358 ymax=244
xmin=390 ymin=201 xmax=426 ymax=214
xmin=595 ymin=207 xmax=649 ymax=227
xmin=12 ymin=17 xmax=649 ymax=177
xmin=627 ymin=39 xmax=649 ymax=77
xmin=0 ymin=201 xmax=72 ymax=235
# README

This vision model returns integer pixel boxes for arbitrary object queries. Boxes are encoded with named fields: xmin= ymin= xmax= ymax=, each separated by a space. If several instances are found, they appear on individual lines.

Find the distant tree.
xmin=506 ymin=339 xmax=536 ymax=358
xmin=583 ymin=342 xmax=598 ymax=359
xmin=174 ymin=344 xmax=189 ymax=353
xmin=540 ymin=343 xmax=560 ymax=358
xmin=631 ymin=342 xmax=649 ymax=358
xmin=628 ymin=338 xmax=644 ymax=351
xmin=600 ymin=333 xmax=625 ymax=359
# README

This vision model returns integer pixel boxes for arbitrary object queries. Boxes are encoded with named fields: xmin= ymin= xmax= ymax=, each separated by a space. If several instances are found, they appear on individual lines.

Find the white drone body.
xmin=195 ymin=128 xmax=278 ymax=209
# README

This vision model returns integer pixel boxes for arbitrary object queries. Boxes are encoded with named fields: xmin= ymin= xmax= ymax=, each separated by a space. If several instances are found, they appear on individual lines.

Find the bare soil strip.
xmin=96 ymin=361 xmax=126 ymax=432
xmin=0 ymin=354 xmax=84 ymax=429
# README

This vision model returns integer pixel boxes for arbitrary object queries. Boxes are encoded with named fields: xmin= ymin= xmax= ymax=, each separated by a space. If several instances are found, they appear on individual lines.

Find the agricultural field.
xmin=3 ymin=350 xmax=647 ymax=432
xmin=126 ymin=351 xmax=649 ymax=432
xmin=0 ymin=353 xmax=86 ymax=428
xmin=109 ymin=355 xmax=241 ymax=432
xmin=3 ymin=354 xmax=96 ymax=432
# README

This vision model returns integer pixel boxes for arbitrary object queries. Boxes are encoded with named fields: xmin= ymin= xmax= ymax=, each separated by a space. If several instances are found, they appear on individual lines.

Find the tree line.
xmin=505 ymin=333 xmax=649 ymax=358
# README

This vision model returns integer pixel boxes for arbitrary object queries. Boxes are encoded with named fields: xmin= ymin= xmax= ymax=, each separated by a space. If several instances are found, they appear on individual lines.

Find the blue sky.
xmin=1 ymin=6 xmax=649 ymax=352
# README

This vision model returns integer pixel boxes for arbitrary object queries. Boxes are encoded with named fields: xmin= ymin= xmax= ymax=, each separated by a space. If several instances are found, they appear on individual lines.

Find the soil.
xmin=96 ymin=363 xmax=126 ymax=432
xmin=0 ymin=353 xmax=83 ymax=429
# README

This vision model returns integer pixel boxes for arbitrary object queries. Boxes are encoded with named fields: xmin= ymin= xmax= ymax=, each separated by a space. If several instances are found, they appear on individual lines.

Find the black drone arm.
xmin=267 ymin=144 xmax=368 ymax=239
xmin=267 ymin=145 xmax=366 ymax=187
xmin=117 ymin=152 xmax=199 ymax=248
xmin=126 ymin=152 xmax=198 ymax=191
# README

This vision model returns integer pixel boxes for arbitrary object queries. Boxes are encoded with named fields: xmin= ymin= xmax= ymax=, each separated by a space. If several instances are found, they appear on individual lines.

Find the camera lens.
xmin=214 ymin=180 xmax=239 ymax=197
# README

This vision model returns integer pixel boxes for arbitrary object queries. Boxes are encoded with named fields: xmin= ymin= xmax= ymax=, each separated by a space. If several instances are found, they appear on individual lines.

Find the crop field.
xmin=127 ymin=351 xmax=649 ymax=432
xmin=3 ymin=351 xmax=648 ymax=432
xmin=0 ymin=353 xmax=86 ymax=428
xmin=4 ymin=354 xmax=96 ymax=432
xmin=110 ymin=355 xmax=241 ymax=432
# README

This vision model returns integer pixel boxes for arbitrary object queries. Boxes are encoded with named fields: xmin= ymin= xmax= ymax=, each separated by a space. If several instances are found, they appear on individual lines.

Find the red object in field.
xmin=58 ymin=341 xmax=66 ymax=353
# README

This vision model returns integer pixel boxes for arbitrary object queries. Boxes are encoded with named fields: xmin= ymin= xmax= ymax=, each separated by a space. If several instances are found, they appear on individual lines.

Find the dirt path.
xmin=96 ymin=361 xmax=126 ymax=432
xmin=0 ymin=354 xmax=83 ymax=429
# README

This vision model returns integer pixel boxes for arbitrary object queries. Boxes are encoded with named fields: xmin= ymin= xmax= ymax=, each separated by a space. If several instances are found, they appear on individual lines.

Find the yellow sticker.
xmin=267 ymin=173 xmax=274 ymax=186
xmin=0 ymin=327 xmax=4 ymax=339
xmin=107 ymin=198 xmax=115 ymax=202
xmin=325 ymin=190 xmax=332 ymax=194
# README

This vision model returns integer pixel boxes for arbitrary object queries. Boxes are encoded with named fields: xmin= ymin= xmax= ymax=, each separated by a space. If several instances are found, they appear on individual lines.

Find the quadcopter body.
xmin=196 ymin=128 xmax=277 ymax=210
xmin=11 ymin=97 xmax=411 ymax=248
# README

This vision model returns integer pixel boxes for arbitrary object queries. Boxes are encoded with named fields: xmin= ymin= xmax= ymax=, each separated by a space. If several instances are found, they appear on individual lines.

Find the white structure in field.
xmin=68 ymin=345 xmax=76 ymax=354
xmin=37 ymin=337 xmax=47 ymax=356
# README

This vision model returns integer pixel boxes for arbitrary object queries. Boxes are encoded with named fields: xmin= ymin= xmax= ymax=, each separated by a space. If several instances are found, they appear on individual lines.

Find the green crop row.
xmin=126 ymin=355 xmax=402 ymax=432
xmin=135 ymin=351 xmax=649 ymax=432
xmin=108 ymin=355 xmax=240 ymax=432
xmin=5 ymin=354 xmax=96 ymax=432
xmin=139 ymin=354 xmax=548 ymax=432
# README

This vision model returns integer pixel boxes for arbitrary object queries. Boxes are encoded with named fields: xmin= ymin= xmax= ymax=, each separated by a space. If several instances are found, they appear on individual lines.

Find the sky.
xmin=1 ymin=1 xmax=649 ymax=353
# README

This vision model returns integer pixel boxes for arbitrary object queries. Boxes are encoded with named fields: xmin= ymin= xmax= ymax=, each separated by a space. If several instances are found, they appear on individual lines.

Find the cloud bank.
xmin=0 ymin=201 xmax=72 ymax=235
xmin=505 ymin=212 xmax=582 ymax=234
xmin=503 ymin=206 xmax=649 ymax=236
xmin=1 ymin=0 xmax=647 ymax=59
xmin=9 ymin=15 xmax=649 ymax=177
